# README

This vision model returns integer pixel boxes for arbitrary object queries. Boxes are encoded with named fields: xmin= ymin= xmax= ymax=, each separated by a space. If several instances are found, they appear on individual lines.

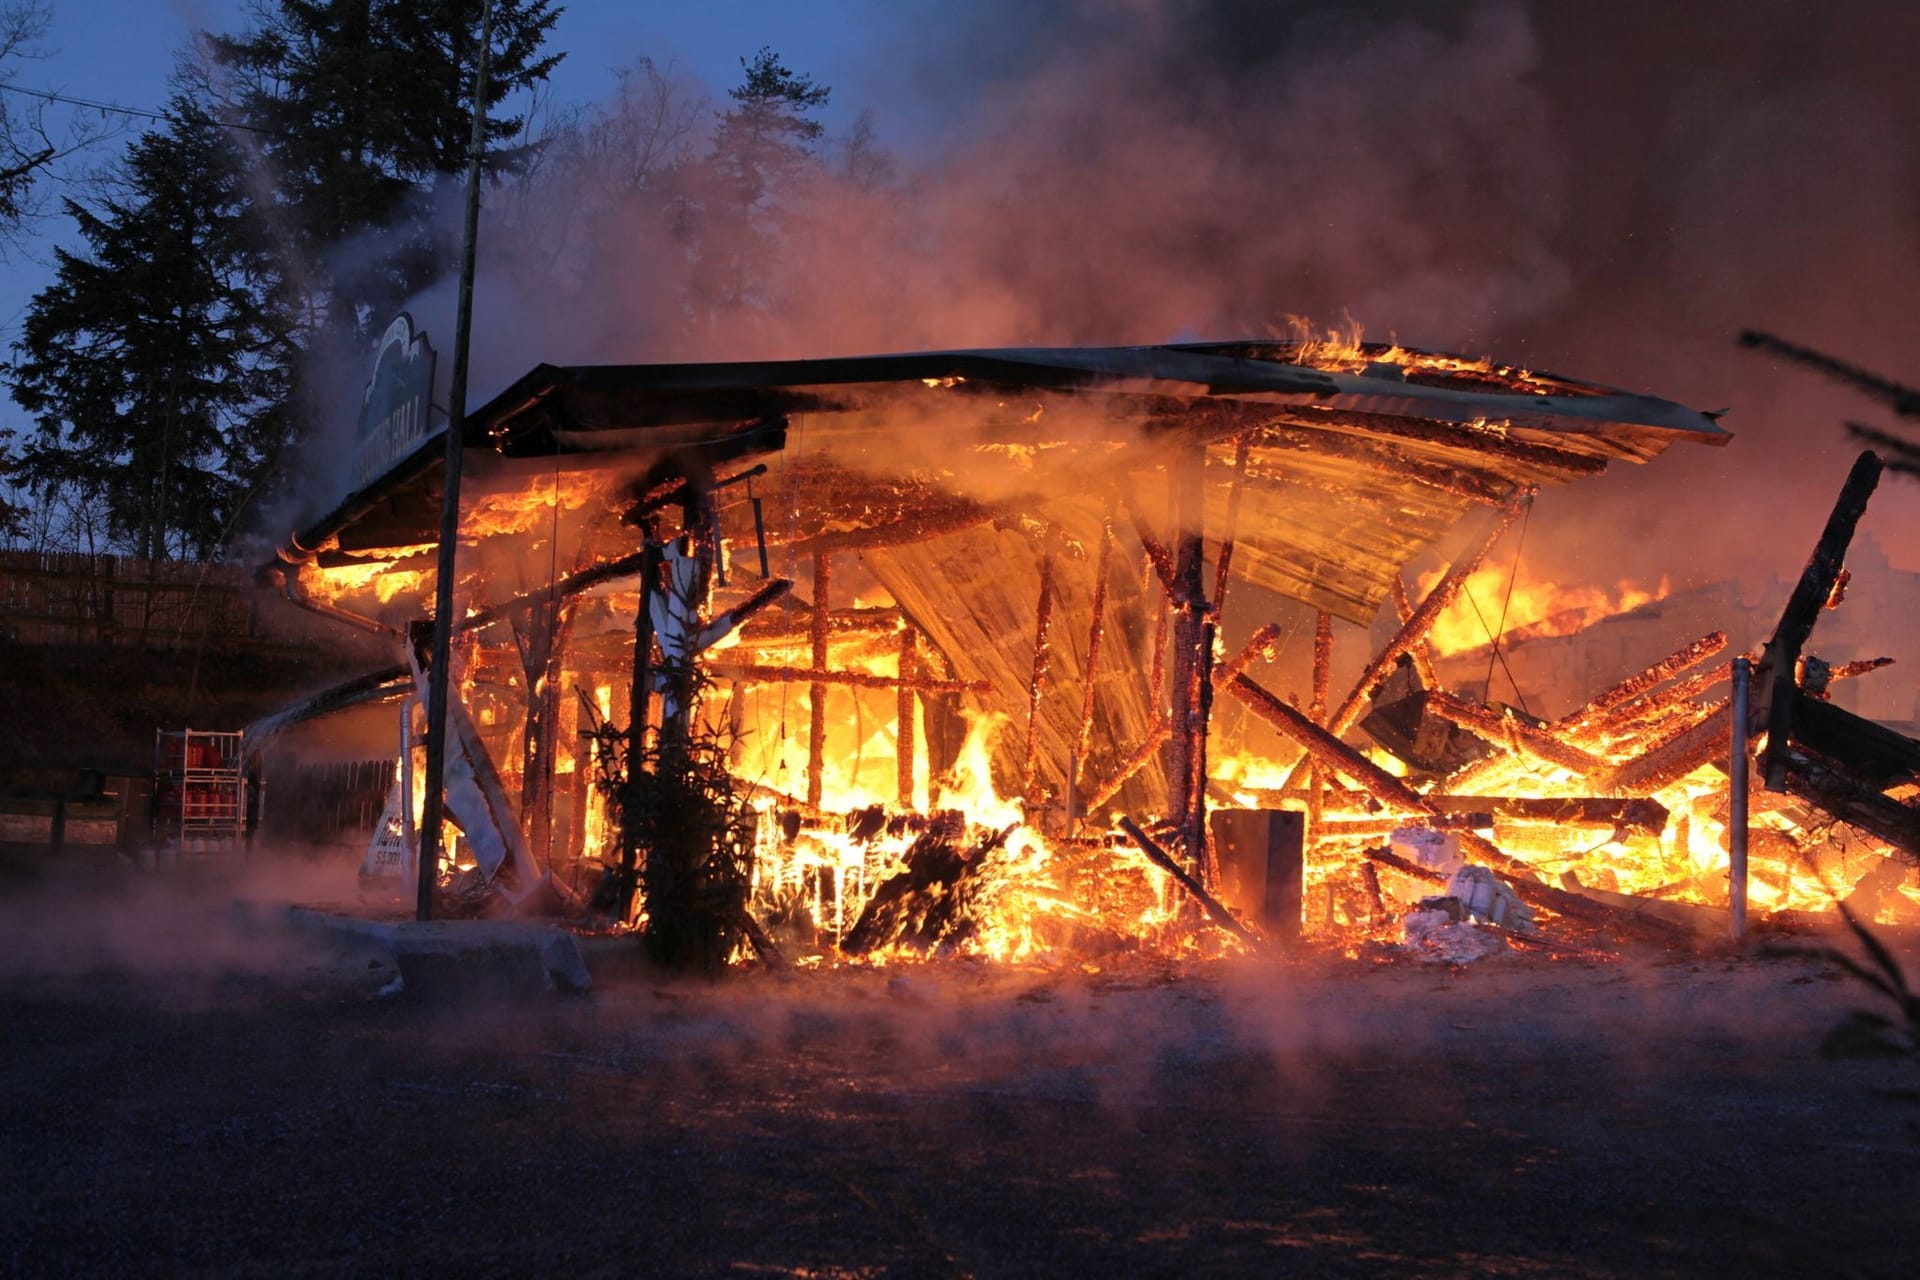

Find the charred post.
xmin=1075 ymin=506 xmax=1116 ymax=783
xmin=1023 ymin=528 xmax=1061 ymax=803
xmin=1387 ymin=579 xmax=1439 ymax=691
xmin=808 ymin=553 xmax=832 ymax=811
xmin=1166 ymin=441 xmax=1214 ymax=878
xmin=1211 ymin=434 xmax=1254 ymax=623
xmin=897 ymin=625 xmax=918 ymax=807
xmin=1328 ymin=494 xmax=1529 ymax=738
xmin=615 ymin=539 xmax=663 ymax=921
xmin=1755 ymin=451 xmax=1882 ymax=789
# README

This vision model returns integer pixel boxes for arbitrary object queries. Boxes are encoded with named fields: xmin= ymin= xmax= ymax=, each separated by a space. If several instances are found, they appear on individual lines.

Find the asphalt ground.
xmin=2 ymin=864 xmax=1917 ymax=1278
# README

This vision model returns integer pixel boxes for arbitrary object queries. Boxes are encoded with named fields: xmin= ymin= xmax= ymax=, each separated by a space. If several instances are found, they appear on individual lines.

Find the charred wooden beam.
xmin=632 ymin=461 xmax=769 ymax=519
xmin=1755 ymin=451 xmax=1883 ymax=789
xmin=1554 ymin=632 xmax=1728 ymax=734
xmin=808 ymin=554 xmax=832 ymax=810
xmin=1023 ymin=528 xmax=1061 ymax=802
xmin=1118 ymin=815 xmax=1260 ymax=947
xmin=1792 ymin=697 xmax=1920 ymax=791
xmin=1084 ymin=720 xmax=1172 ymax=812
xmin=1149 ymin=579 xmax=1170 ymax=709
xmin=1214 ymin=622 xmax=1284 ymax=687
xmin=1423 ymin=690 xmax=1606 ymax=777
xmin=1252 ymin=794 xmax=1667 ymax=835
xmin=1575 ymin=662 xmax=1732 ymax=747
xmin=740 ymin=605 xmax=903 ymax=643
xmin=443 ymin=546 xmax=649 ymax=637
xmin=1075 ymin=506 xmax=1116 ymax=782
xmin=897 ymin=627 xmax=918 ymax=806
xmin=1166 ymin=441 xmax=1214 ymax=874
xmin=1362 ymin=845 xmax=1692 ymax=944
xmin=1388 ymin=580 xmax=1438 ymax=691
xmin=1316 ymin=813 xmax=1491 ymax=840
xmin=616 ymin=540 xmax=664 ymax=921
xmin=1312 ymin=611 xmax=1334 ymax=723
xmin=1233 ymin=675 xmax=1429 ymax=817
xmin=1230 ymin=673 xmax=1539 ymax=883
xmin=1122 ymin=480 xmax=1179 ymax=595
xmin=1306 ymin=610 xmax=1334 ymax=850
xmin=512 ymin=590 xmax=569 ymax=861
xmin=704 ymin=662 xmax=990 ymax=695
xmin=698 ymin=577 xmax=793 ymax=647
xmin=1434 ymin=795 xmax=1668 ymax=830
xmin=1211 ymin=434 xmax=1254 ymax=622
xmin=788 ymin=499 xmax=1001 ymax=557
xmin=736 ymin=906 xmax=788 ymax=970
xmin=1594 ymin=705 xmax=1731 ymax=796
xmin=1327 ymin=494 xmax=1529 ymax=739
xmin=1830 ymin=655 xmax=1897 ymax=682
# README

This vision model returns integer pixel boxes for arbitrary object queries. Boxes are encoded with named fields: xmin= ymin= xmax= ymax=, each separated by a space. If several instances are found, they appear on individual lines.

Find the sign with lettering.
xmin=352 ymin=313 xmax=437 ymax=492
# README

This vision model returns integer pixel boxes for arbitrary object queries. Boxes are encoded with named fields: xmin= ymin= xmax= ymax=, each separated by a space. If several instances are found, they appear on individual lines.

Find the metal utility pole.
xmin=416 ymin=0 xmax=496 ymax=921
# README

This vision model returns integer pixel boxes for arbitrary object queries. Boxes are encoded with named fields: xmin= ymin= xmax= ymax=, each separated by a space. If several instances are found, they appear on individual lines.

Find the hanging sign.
xmin=352 ymin=313 xmax=438 ymax=491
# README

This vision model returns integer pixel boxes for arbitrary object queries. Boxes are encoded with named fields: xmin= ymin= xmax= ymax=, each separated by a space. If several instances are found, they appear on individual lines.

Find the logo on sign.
xmin=353 ymin=314 xmax=437 ymax=491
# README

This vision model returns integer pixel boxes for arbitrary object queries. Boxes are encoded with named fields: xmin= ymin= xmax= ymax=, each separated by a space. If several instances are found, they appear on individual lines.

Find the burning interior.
xmin=243 ymin=334 xmax=1920 ymax=965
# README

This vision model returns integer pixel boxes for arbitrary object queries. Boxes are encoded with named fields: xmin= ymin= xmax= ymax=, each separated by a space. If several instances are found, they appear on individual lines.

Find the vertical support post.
xmin=1166 ymin=440 xmax=1213 ymax=881
xmin=659 ymin=527 xmax=715 ymax=756
xmin=1065 ymin=750 xmax=1078 ymax=838
xmin=1022 ymin=529 xmax=1059 ymax=803
xmin=750 ymin=489 xmax=771 ymax=578
xmin=1148 ymin=583 xmax=1170 ymax=712
xmin=517 ymin=597 xmax=559 ymax=865
xmin=1307 ymin=611 xmax=1333 ymax=850
xmin=807 ymin=553 xmax=831 ymax=811
xmin=414 ymin=0 xmax=495 ymax=922
xmin=1730 ymin=655 xmax=1751 ymax=943
xmin=1211 ymin=434 xmax=1253 ymax=624
xmin=615 ymin=540 xmax=660 ymax=922
xmin=896 ymin=626 xmax=918 ymax=807
xmin=1075 ymin=503 xmax=1115 ymax=784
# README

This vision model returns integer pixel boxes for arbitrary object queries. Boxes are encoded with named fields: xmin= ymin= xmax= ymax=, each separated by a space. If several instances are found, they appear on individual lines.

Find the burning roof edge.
xmin=280 ymin=341 xmax=1728 ymax=561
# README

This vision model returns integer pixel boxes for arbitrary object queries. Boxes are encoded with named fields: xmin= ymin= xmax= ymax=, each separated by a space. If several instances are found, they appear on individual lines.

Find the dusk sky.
xmin=0 ymin=0 xmax=875 ymax=333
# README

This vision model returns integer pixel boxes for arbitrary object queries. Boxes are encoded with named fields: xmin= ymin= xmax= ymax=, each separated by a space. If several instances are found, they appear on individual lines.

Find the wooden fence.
xmin=0 ymin=550 xmax=372 ymax=654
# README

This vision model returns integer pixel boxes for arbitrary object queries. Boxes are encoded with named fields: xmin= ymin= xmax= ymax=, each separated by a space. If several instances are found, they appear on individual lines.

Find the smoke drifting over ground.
xmin=335 ymin=0 xmax=1920 ymax=601
xmin=0 ymin=856 xmax=367 ymax=998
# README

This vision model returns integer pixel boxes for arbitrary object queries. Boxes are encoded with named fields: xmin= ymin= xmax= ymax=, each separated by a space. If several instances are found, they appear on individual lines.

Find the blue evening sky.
xmin=0 ymin=0 xmax=873 ymax=338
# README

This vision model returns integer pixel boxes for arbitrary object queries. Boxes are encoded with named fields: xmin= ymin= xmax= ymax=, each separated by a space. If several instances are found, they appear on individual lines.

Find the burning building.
xmin=252 ymin=333 xmax=1766 ymax=964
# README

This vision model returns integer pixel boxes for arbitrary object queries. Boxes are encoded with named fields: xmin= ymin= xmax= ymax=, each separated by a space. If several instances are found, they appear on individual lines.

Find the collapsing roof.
xmin=276 ymin=339 xmax=1726 ymax=815
xmin=291 ymin=339 xmax=1725 ymax=617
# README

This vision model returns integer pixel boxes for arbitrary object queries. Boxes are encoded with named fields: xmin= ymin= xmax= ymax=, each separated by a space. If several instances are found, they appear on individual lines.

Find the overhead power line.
xmin=0 ymin=82 xmax=285 ymax=138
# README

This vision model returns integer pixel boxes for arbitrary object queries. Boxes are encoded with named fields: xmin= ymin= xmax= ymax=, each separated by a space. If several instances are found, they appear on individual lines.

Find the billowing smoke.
xmin=357 ymin=0 xmax=1920 ymax=600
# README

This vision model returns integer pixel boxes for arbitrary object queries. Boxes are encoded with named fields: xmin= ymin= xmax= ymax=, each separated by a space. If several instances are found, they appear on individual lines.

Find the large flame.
xmin=1417 ymin=565 xmax=1671 ymax=658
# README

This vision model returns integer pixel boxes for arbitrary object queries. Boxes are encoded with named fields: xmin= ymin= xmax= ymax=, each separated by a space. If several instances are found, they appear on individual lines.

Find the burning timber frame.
xmin=259 ymin=340 xmax=1729 ymax=937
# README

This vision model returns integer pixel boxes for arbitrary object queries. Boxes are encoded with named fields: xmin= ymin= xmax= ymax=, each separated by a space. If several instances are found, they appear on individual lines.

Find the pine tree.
xmin=207 ymin=0 xmax=563 ymax=346
xmin=693 ymin=47 xmax=830 ymax=317
xmin=8 ymin=105 xmax=285 ymax=561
